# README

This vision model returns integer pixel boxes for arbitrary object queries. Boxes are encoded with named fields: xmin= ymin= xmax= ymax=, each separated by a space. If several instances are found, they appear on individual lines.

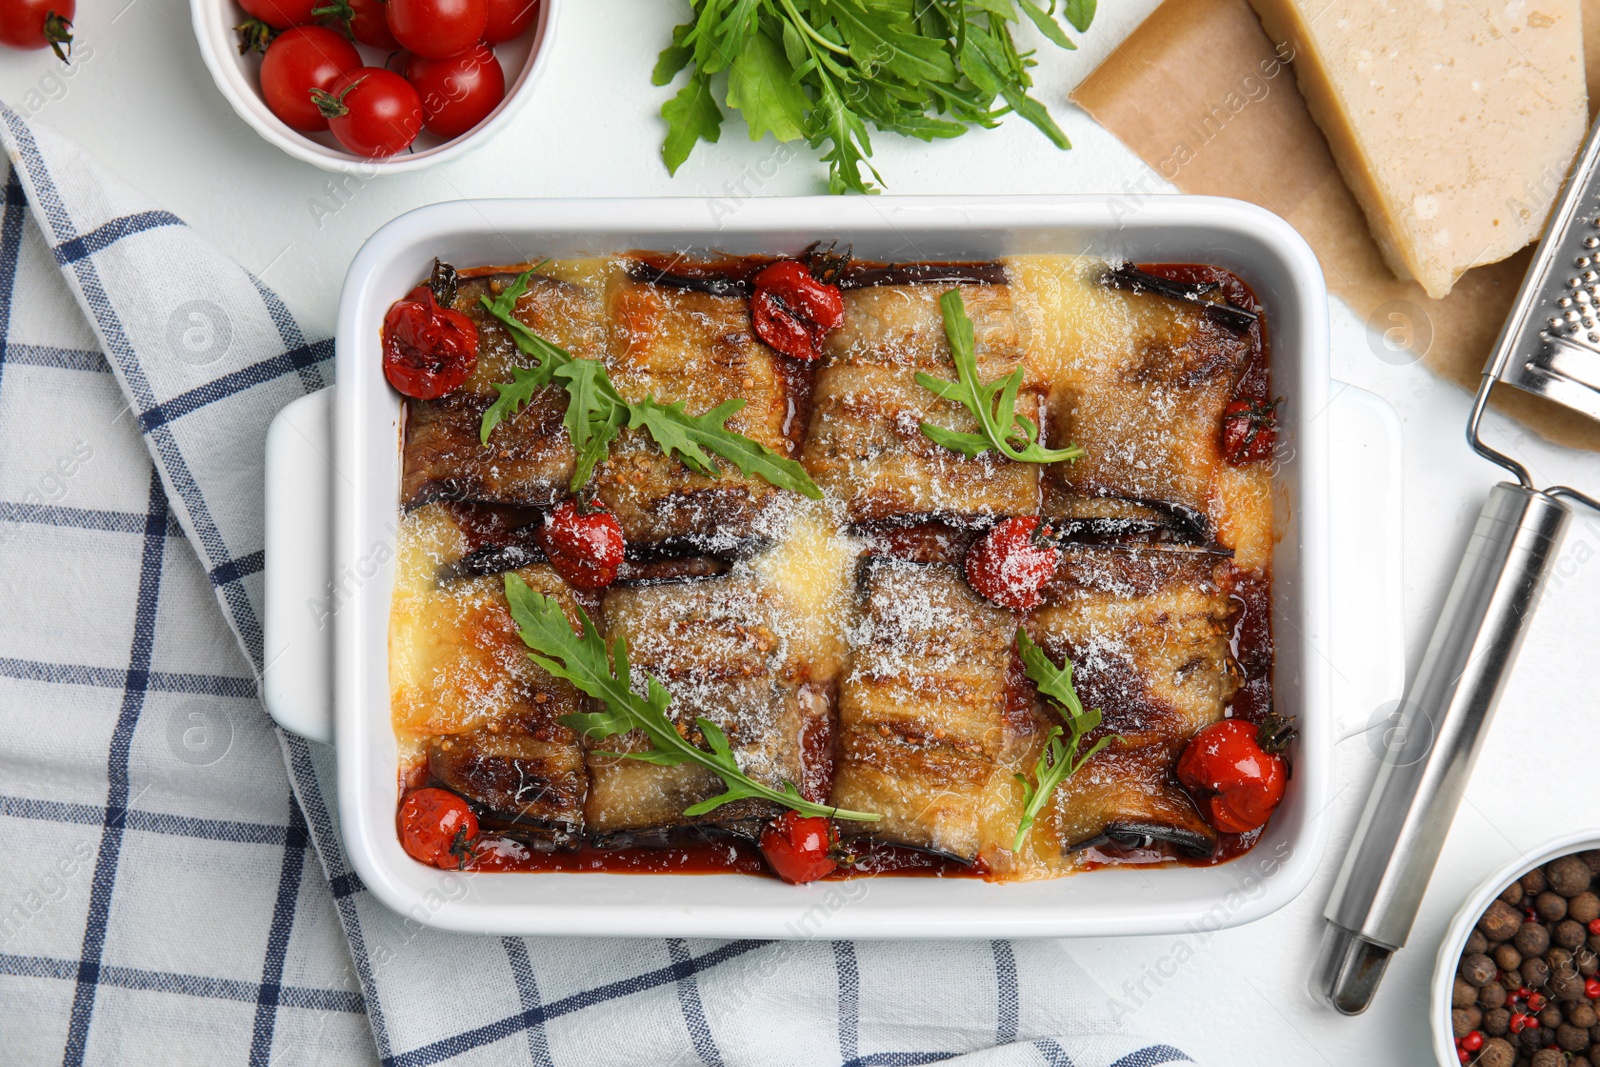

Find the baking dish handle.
xmin=262 ymin=386 xmax=336 ymax=745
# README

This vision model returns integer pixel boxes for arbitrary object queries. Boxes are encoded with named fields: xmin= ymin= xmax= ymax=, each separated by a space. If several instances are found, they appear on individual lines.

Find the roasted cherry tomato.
xmin=0 ymin=0 xmax=73 ymax=60
xmin=239 ymin=0 xmax=319 ymax=29
xmin=539 ymin=500 xmax=624 ymax=589
xmin=398 ymin=787 xmax=478 ymax=869
xmin=749 ymin=259 xmax=844 ymax=361
xmin=314 ymin=67 xmax=423 ymax=157
xmin=259 ymin=25 xmax=360 ymax=132
xmin=963 ymin=516 xmax=1060 ymax=612
xmin=382 ymin=283 xmax=478 ymax=399
xmin=385 ymin=0 xmax=486 ymax=58
xmin=1176 ymin=715 xmax=1294 ymax=833
xmin=760 ymin=811 xmax=838 ymax=884
xmin=482 ymin=0 xmax=537 ymax=43
xmin=314 ymin=0 xmax=399 ymax=48
xmin=1221 ymin=395 xmax=1282 ymax=466
xmin=406 ymin=42 xmax=505 ymax=140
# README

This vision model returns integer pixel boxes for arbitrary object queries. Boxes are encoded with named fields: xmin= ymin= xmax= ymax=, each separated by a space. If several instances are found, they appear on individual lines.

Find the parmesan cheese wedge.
xmin=1247 ymin=0 xmax=1588 ymax=298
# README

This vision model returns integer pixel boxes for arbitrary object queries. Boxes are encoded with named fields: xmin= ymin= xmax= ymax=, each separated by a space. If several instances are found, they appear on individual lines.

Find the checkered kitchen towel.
xmin=0 ymin=107 xmax=1196 ymax=1067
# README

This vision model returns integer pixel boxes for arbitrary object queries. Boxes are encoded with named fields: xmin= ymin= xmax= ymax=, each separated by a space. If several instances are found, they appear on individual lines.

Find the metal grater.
xmin=1314 ymin=112 xmax=1600 ymax=1014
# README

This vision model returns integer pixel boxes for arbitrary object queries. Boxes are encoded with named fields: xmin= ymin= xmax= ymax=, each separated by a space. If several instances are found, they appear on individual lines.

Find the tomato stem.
xmin=310 ymin=75 xmax=366 ymax=120
xmin=1255 ymin=713 xmax=1297 ymax=755
xmin=43 ymin=10 xmax=72 ymax=64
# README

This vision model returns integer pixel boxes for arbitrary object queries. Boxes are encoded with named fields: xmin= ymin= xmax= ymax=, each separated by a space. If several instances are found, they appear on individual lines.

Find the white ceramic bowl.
xmin=264 ymin=195 xmax=1333 ymax=937
xmin=1431 ymin=830 xmax=1600 ymax=1066
xmin=189 ymin=0 xmax=559 ymax=173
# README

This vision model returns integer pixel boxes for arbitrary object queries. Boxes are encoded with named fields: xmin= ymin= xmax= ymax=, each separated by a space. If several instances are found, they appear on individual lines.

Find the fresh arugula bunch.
xmin=654 ymin=0 xmax=1096 ymax=195
xmin=917 ymin=288 xmax=1085 ymax=463
xmin=478 ymin=270 xmax=821 ymax=499
xmin=1012 ymin=628 xmax=1116 ymax=850
xmin=504 ymin=573 xmax=879 ymax=822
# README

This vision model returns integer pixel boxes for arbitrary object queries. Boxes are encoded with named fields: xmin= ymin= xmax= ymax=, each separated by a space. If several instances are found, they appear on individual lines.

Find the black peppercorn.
xmin=1481 ymin=980 xmax=1510 ymax=1010
xmin=1496 ymin=944 xmax=1524 ymax=972
xmin=1518 ymin=923 xmax=1553 ymax=957
xmin=1486 ymin=1008 xmax=1512 ymax=1035
xmin=1454 ymin=1007 xmax=1481 ymax=1036
xmin=1548 ymin=857 xmax=1593 ymax=897
xmin=1533 ymin=1049 xmax=1566 ymax=1067
xmin=1560 ymin=1022 xmax=1594 ymax=1051
xmin=1479 ymin=1036 xmax=1516 ymax=1067
xmin=1541 ymin=1006 xmax=1564 ymax=1030
xmin=1580 ymin=850 xmax=1600 ymax=877
xmin=1537 ymin=891 xmax=1570 ymax=922
xmin=1503 ymin=881 xmax=1527 ymax=906
xmin=1467 ymin=927 xmax=1491 ymax=955
xmin=1456 ymin=976 xmax=1483 ymax=1007
xmin=1572 ymin=892 xmax=1600 ymax=926
xmin=1526 ymin=869 xmax=1551 ymax=895
xmin=1557 ymin=920 xmax=1588 ymax=950
xmin=1572 ymin=1004 xmax=1598 ymax=1029
xmin=1523 ymin=958 xmax=1552 ymax=988
xmin=1463 ymin=952 xmax=1498 ymax=985
xmin=1484 ymin=900 xmax=1526 ymax=942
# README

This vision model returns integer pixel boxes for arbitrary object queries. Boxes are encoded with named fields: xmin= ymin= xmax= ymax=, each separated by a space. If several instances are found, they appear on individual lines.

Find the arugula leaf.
xmin=479 ymin=270 xmax=822 ymax=499
xmin=727 ymin=27 xmax=811 ymax=142
xmin=630 ymin=396 xmax=822 ymax=499
xmin=504 ymin=574 xmax=879 ymax=822
xmin=1011 ymin=628 xmax=1116 ymax=850
xmin=1062 ymin=0 xmax=1096 ymax=34
xmin=656 ymin=1 xmax=1095 ymax=194
xmin=662 ymin=70 xmax=724 ymax=175
xmin=916 ymin=289 xmax=1085 ymax=464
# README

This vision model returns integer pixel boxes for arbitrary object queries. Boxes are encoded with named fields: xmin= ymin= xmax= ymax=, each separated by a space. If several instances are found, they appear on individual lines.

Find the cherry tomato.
xmin=1177 ymin=716 xmax=1294 ymax=833
xmin=239 ymin=0 xmax=319 ymax=29
xmin=382 ymin=283 xmax=478 ymax=398
xmin=482 ymin=0 xmax=536 ymax=43
xmin=539 ymin=500 xmax=624 ymax=589
xmin=749 ymin=259 xmax=844 ymax=361
xmin=316 ymin=0 xmax=399 ymax=48
xmin=963 ymin=516 xmax=1060 ymax=612
xmin=259 ymin=25 xmax=360 ymax=133
xmin=0 ymin=0 xmax=73 ymax=60
xmin=760 ymin=811 xmax=838 ymax=884
xmin=385 ymin=0 xmax=486 ymax=59
xmin=398 ymin=787 xmax=478 ymax=869
xmin=406 ymin=42 xmax=505 ymax=140
xmin=1220 ymin=395 xmax=1282 ymax=465
xmin=314 ymin=67 xmax=423 ymax=158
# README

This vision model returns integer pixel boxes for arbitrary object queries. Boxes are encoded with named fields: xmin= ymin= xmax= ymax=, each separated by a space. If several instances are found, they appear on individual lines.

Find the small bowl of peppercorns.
xmin=1433 ymin=832 xmax=1600 ymax=1067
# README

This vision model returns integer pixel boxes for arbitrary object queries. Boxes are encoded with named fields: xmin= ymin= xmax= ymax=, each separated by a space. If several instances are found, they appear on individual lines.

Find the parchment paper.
xmin=1071 ymin=0 xmax=1600 ymax=451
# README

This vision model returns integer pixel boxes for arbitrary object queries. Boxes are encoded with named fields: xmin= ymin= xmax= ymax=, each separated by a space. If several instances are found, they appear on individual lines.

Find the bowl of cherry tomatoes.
xmin=190 ymin=0 xmax=557 ymax=172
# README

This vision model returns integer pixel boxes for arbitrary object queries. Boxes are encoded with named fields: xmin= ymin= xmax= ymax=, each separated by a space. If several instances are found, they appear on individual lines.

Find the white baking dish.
xmin=264 ymin=196 xmax=1332 ymax=938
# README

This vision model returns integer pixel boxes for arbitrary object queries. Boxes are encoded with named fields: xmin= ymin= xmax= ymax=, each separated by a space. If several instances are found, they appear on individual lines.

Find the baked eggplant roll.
xmin=390 ymin=505 xmax=590 ymax=847
xmin=1025 ymin=544 xmax=1239 ymax=855
xmin=402 ymin=270 xmax=610 ymax=509
xmin=582 ymin=575 xmax=826 ymax=845
xmin=801 ymin=283 xmax=1042 ymax=525
xmin=829 ymin=557 xmax=1023 ymax=862
xmin=1013 ymin=258 xmax=1254 ymax=538
xmin=591 ymin=274 xmax=803 ymax=555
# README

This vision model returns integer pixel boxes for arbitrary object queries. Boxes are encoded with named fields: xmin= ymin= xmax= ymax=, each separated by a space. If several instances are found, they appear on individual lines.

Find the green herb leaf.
xmin=727 ymin=28 xmax=811 ymax=143
xmin=505 ymin=574 xmax=879 ymax=822
xmin=1011 ymin=628 xmax=1115 ymax=850
xmin=479 ymin=269 xmax=822 ymax=498
xmin=629 ymin=396 xmax=823 ymax=499
xmin=916 ymin=289 xmax=1086 ymax=464
xmin=655 ymin=1 xmax=1090 ymax=194
xmin=661 ymin=70 xmax=723 ymax=175
xmin=1062 ymin=0 xmax=1096 ymax=34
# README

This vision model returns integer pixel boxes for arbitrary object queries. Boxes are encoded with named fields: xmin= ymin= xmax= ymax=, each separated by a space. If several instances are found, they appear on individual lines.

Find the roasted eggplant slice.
xmin=428 ymin=728 xmax=586 ymax=850
xmin=390 ymin=505 xmax=591 ymax=845
xmin=582 ymin=576 xmax=826 ymax=844
xmin=801 ymin=283 xmax=1043 ymax=525
xmin=829 ymin=558 xmax=1024 ymax=863
xmin=401 ymin=270 xmax=611 ymax=509
xmin=591 ymin=276 xmax=803 ymax=552
xmin=1025 ymin=543 xmax=1238 ymax=854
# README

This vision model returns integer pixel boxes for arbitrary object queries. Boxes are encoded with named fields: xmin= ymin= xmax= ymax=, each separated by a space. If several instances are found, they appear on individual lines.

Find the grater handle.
xmin=1316 ymin=482 xmax=1572 ymax=1014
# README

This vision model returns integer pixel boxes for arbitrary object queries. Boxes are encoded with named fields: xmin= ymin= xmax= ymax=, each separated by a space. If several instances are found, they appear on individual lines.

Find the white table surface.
xmin=5 ymin=3 xmax=1600 ymax=1064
